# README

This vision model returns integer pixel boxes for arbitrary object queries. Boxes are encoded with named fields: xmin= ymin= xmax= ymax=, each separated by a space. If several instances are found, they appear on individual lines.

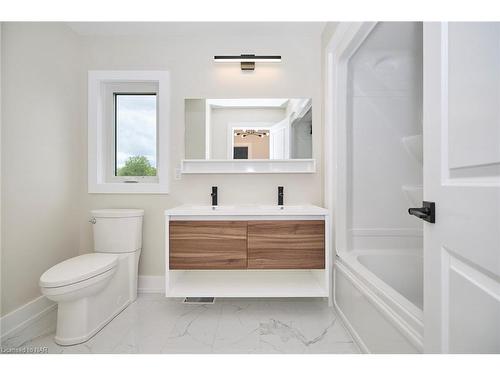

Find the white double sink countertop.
xmin=165 ymin=204 xmax=329 ymax=216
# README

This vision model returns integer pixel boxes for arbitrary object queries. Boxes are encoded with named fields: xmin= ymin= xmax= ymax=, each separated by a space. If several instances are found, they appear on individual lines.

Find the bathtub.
xmin=334 ymin=249 xmax=423 ymax=353
xmin=357 ymin=251 xmax=423 ymax=310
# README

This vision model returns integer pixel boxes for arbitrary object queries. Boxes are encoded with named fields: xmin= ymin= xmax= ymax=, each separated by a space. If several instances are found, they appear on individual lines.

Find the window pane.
xmin=115 ymin=94 xmax=157 ymax=176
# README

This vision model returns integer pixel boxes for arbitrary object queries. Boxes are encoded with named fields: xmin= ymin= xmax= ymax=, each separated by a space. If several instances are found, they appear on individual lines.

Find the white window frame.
xmin=107 ymin=84 xmax=159 ymax=184
xmin=88 ymin=71 xmax=170 ymax=193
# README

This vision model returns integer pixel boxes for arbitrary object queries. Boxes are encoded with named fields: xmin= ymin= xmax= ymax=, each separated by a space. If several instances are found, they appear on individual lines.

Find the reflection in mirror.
xmin=185 ymin=98 xmax=312 ymax=160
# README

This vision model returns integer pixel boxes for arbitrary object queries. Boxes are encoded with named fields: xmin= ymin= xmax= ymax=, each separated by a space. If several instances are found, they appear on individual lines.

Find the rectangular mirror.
xmin=185 ymin=98 xmax=312 ymax=160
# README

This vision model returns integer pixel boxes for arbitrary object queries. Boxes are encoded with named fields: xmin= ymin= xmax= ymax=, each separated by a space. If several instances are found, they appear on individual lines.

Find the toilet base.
xmin=53 ymin=251 xmax=140 ymax=346
xmin=54 ymin=300 xmax=130 ymax=346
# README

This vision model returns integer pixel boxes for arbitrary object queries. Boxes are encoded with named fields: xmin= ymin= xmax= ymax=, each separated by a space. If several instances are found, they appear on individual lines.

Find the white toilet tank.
xmin=91 ymin=209 xmax=144 ymax=253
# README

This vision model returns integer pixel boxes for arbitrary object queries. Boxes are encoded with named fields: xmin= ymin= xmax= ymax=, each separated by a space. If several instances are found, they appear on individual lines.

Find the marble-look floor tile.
xmin=213 ymin=298 xmax=358 ymax=354
xmin=10 ymin=294 xmax=359 ymax=354
xmin=160 ymin=303 xmax=222 ymax=353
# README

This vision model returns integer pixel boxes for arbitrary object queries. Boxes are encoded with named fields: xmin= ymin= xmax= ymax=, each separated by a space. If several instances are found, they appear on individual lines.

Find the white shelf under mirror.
xmin=180 ymin=159 xmax=316 ymax=174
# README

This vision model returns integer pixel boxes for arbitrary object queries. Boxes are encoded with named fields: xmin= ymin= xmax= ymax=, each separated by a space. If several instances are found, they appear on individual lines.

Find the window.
xmin=88 ymin=71 xmax=170 ymax=193
xmin=114 ymin=93 xmax=157 ymax=178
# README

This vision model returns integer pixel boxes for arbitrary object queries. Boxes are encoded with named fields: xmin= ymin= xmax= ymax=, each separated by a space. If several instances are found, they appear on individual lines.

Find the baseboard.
xmin=138 ymin=275 xmax=165 ymax=294
xmin=0 ymin=295 xmax=56 ymax=343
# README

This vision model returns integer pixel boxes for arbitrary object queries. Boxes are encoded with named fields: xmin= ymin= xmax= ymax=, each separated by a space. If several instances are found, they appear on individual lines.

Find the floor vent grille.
xmin=183 ymin=297 xmax=216 ymax=304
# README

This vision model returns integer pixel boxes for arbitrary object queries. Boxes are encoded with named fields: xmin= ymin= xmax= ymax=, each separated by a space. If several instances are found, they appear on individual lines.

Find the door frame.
xmin=269 ymin=117 xmax=290 ymax=160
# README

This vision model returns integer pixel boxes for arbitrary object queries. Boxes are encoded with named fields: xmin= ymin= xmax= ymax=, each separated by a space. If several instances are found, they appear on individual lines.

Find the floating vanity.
xmin=164 ymin=205 xmax=331 ymax=302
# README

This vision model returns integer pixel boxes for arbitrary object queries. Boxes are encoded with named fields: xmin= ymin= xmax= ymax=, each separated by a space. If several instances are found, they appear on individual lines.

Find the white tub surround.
xmin=164 ymin=205 xmax=331 ymax=303
xmin=334 ymin=251 xmax=423 ymax=353
xmin=324 ymin=22 xmax=424 ymax=353
xmin=334 ymin=259 xmax=422 ymax=354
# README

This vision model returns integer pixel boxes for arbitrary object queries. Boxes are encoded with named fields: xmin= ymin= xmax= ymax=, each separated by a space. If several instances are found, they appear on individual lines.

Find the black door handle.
xmin=408 ymin=201 xmax=435 ymax=223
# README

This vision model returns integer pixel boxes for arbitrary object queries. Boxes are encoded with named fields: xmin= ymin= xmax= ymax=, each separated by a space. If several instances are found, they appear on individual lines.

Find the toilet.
xmin=39 ymin=209 xmax=144 ymax=346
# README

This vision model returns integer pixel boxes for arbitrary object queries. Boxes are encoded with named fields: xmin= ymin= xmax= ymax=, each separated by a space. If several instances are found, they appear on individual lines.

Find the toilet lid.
xmin=39 ymin=253 xmax=118 ymax=288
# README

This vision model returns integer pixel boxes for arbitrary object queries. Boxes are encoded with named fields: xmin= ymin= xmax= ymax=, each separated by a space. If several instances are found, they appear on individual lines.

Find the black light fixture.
xmin=213 ymin=54 xmax=281 ymax=71
xmin=234 ymin=129 xmax=270 ymax=138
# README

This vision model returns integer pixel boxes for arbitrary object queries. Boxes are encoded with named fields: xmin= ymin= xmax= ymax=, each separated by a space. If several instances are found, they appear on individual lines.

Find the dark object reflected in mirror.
xmin=233 ymin=146 xmax=249 ymax=159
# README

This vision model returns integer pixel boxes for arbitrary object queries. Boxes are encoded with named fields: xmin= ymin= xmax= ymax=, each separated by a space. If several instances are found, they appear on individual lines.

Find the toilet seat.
xmin=40 ymin=253 xmax=118 ymax=289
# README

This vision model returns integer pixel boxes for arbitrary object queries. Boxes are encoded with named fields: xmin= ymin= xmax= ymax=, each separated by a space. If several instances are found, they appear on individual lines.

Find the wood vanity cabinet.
xmin=169 ymin=221 xmax=248 ymax=269
xmin=247 ymin=220 xmax=325 ymax=269
xmin=169 ymin=220 xmax=325 ymax=270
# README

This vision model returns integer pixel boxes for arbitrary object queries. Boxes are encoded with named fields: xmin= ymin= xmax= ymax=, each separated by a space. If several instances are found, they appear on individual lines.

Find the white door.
xmin=269 ymin=118 xmax=290 ymax=159
xmin=423 ymin=22 xmax=500 ymax=353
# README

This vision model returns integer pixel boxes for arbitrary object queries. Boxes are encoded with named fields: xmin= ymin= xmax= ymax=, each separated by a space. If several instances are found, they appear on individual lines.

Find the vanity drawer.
xmin=247 ymin=220 xmax=325 ymax=269
xmin=169 ymin=221 xmax=248 ymax=269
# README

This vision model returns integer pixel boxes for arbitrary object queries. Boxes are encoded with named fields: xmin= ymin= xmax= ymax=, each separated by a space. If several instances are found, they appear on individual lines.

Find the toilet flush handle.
xmin=89 ymin=217 xmax=96 ymax=224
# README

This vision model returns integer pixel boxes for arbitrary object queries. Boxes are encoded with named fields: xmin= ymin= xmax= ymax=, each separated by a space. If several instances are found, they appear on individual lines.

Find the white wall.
xmin=348 ymin=22 xmax=423 ymax=249
xmin=1 ymin=23 xmax=83 ymax=315
xmin=184 ymin=99 xmax=206 ymax=159
xmin=79 ymin=33 xmax=323 ymax=276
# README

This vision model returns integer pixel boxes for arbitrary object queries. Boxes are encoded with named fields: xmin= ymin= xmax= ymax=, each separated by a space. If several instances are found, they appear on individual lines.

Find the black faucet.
xmin=278 ymin=186 xmax=284 ymax=206
xmin=211 ymin=186 xmax=218 ymax=206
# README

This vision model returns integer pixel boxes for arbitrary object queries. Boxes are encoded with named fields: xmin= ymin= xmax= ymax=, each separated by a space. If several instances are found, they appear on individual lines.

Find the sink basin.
xmin=165 ymin=204 xmax=328 ymax=216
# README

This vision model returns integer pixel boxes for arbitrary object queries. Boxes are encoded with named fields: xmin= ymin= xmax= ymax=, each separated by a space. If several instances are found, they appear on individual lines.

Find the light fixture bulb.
xmin=213 ymin=54 xmax=281 ymax=71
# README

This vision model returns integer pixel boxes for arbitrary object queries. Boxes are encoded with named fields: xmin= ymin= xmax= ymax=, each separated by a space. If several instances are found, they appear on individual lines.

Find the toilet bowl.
xmin=39 ymin=209 xmax=144 ymax=346
xmin=40 ymin=253 xmax=118 ymax=302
